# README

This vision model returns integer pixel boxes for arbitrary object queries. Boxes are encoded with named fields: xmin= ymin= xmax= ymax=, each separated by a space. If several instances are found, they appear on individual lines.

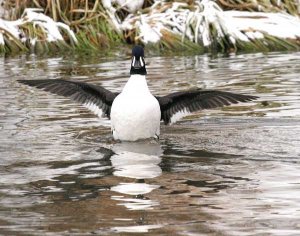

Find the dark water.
xmin=0 ymin=52 xmax=300 ymax=235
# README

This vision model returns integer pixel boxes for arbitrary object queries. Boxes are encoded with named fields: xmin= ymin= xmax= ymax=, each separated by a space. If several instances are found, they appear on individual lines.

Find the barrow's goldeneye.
xmin=18 ymin=46 xmax=257 ymax=141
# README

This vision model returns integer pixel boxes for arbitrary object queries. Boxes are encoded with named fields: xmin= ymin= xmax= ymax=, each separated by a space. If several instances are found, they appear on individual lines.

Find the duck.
xmin=18 ymin=45 xmax=257 ymax=141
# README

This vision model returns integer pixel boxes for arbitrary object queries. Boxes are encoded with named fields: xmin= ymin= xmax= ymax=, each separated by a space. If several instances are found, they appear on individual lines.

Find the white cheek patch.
xmin=140 ymin=57 xmax=144 ymax=67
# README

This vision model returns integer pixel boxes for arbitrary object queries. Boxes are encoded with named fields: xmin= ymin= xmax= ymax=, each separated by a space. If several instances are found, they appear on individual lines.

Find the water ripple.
xmin=0 ymin=52 xmax=300 ymax=235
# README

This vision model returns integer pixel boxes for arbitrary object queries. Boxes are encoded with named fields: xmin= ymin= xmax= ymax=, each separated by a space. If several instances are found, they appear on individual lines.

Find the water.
xmin=0 ymin=51 xmax=300 ymax=235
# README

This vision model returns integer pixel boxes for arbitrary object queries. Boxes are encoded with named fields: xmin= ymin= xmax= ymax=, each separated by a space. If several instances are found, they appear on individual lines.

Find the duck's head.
xmin=130 ymin=45 xmax=147 ymax=75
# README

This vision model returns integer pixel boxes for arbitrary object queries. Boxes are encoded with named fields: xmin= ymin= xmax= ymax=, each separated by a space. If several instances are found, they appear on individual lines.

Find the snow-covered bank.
xmin=1 ymin=0 xmax=300 ymax=53
xmin=0 ymin=8 xmax=77 ymax=53
xmin=115 ymin=0 xmax=300 ymax=50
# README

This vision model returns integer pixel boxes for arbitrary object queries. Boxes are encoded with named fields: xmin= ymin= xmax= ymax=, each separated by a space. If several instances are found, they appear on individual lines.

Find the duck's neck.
xmin=123 ymin=74 xmax=149 ymax=94
xmin=130 ymin=62 xmax=147 ymax=75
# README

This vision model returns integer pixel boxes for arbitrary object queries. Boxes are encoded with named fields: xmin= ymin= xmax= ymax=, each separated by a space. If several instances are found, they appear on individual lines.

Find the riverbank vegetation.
xmin=1 ymin=0 xmax=300 ymax=54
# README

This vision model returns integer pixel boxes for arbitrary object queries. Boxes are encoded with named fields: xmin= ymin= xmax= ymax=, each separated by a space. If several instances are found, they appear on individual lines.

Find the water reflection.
xmin=111 ymin=142 xmax=162 ymax=179
xmin=112 ymin=224 xmax=162 ymax=233
xmin=109 ymin=142 xmax=162 ymax=211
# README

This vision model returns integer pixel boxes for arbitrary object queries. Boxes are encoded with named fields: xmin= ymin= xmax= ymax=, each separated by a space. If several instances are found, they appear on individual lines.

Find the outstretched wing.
xmin=156 ymin=89 xmax=258 ymax=124
xmin=18 ymin=79 xmax=118 ymax=119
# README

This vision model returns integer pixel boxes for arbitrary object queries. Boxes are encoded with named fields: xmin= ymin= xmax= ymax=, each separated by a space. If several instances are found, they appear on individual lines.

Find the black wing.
xmin=156 ymin=89 xmax=258 ymax=124
xmin=18 ymin=79 xmax=118 ymax=119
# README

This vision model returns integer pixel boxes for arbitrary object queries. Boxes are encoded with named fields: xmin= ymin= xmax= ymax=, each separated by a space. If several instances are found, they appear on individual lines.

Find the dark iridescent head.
xmin=130 ymin=45 xmax=147 ymax=75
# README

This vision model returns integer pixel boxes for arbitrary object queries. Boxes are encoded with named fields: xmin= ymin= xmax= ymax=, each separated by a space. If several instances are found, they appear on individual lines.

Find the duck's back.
xmin=110 ymin=75 xmax=161 ymax=141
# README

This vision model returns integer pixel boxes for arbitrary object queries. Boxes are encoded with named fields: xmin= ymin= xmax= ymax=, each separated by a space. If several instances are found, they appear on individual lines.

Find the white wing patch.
xmin=84 ymin=101 xmax=103 ymax=117
xmin=170 ymin=108 xmax=191 ymax=124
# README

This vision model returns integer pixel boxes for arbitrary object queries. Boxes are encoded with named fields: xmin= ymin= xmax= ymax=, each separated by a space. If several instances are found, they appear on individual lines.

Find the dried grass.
xmin=0 ymin=0 xmax=300 ymax=54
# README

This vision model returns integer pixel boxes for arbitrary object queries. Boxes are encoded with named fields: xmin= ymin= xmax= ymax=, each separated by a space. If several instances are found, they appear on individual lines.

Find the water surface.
xmin=0 ymin=52 xmax=300 ymax=235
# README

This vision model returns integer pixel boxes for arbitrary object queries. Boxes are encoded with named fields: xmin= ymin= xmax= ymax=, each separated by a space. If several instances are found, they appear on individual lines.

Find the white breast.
xmin=110 ymin=75 xmax=161 ymax=141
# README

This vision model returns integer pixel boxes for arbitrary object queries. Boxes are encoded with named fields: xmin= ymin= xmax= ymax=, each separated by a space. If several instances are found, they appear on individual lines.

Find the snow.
xmin=0 ymin=8 xmax=77 ymax=47
xmin=2 ymin=0 xmax=300 ymax=50
xmin=118 ymin=0 xmax=300 ymax=47
xmin=102 ymin=0 xmax=145 ymax=33
xmin=102 ymin=0 xmax=144 ymax=13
